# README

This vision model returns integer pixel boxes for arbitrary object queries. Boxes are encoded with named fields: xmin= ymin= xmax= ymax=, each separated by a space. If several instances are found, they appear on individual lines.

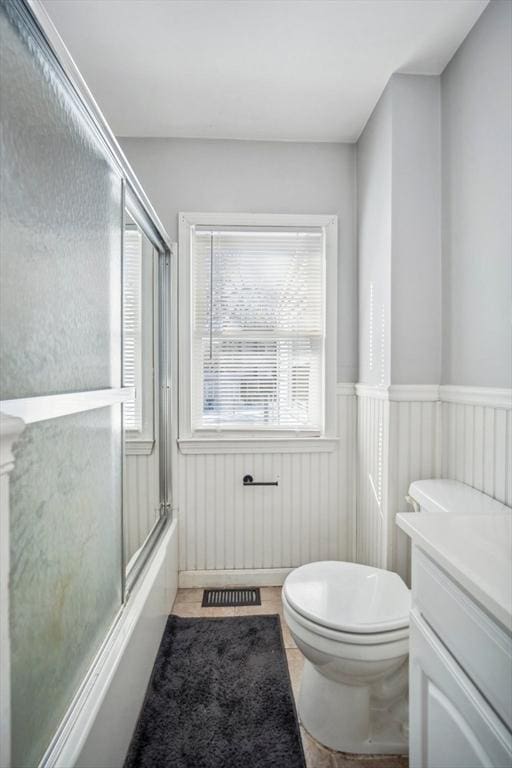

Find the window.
xmin=180 ymin=213 xmax=337 ymax=448
xmin=123 ymin=226 xmax=143 ymax=432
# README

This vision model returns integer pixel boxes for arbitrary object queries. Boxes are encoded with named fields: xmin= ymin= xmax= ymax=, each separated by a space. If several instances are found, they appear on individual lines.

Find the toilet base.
xmin=298 ymin=660 xmax=408 ymax=755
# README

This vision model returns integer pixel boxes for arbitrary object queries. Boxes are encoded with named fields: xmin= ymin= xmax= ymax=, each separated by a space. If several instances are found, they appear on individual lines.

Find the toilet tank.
xmin=407 ymin=479 xmax=511 ymax=516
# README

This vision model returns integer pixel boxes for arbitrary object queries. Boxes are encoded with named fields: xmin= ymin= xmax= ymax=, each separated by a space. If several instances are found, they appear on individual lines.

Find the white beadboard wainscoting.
xmin=176 ymin=385 xmax=357 ymax=580
xmin=128 ymin=385 xmax=510 ymax=587
xmin=355 ymin=385 xmax=511 ymax=583
xmin=356 ymin=393 xmax=388 ymax=569
xmin=441 ymin=388 xmax=512 ymax=507
xmin=356 ymin=390 xmax=441 ymax=578
xmin=388 ymin=397 xmax=441 ymax=580
xmin=124 ymin=445 xmax=160 ymax=563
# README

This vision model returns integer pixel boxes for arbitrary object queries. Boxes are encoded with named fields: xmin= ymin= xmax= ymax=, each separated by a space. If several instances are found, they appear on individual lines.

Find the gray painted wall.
xmin=391 ymin=74 xmax=442 ymax=385
xmin=122 ymin=1 xmax=510 ymax=392
xmin=357 ymin=74 xmax=442 ymax=386
xmin=120 ymin=137 xmax=358 ymax=383
xmin=357 ymin=86 xmax=392 ymax=386
xmin=441 ymin=0 xmax=512 ymax=387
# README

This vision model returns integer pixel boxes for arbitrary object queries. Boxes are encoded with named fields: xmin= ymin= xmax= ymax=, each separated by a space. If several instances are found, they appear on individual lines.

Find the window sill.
xmin=178 ymin=437 xmax=339 ymax=455
xmin=125 ymin=439 xmax=155 ymax=456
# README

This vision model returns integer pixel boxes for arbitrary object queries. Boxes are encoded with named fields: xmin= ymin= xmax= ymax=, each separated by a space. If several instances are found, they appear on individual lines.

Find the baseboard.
xmin=43 ymin=518 xmax=178 ymax=768
xmin=179 ymin=568 xmax=293 ymax=588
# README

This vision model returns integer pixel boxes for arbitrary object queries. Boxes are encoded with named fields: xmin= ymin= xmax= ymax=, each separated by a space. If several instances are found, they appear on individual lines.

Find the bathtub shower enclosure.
xmin=0 ymin=1 xmax=172 ymax=766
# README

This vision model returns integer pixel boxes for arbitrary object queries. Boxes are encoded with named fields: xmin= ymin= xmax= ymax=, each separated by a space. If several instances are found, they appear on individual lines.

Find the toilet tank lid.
xmin=408 ymin=479 xmax=511 ymax=516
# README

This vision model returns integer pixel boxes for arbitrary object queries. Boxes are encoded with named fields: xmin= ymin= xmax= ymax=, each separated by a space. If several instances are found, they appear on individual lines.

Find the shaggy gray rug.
xmin=124 ymin=614 xmax=306 ymax=768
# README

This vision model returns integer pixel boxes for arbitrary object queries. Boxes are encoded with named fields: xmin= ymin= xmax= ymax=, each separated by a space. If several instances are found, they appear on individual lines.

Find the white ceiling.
xmin=42 ymin=0 xmax=488 ymax=142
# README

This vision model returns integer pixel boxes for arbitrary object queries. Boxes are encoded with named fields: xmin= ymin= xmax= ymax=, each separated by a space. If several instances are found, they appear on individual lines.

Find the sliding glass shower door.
xmin=0 ymin=3 xmax=124 ymax=764
xmin=122 ymin=196 xmax=171 ymax=593
xmin=0 ymin=2 xmax=170 ymax=766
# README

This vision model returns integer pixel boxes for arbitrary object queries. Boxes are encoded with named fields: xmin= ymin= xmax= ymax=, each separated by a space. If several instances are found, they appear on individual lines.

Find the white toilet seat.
xmin=283 ymin=560 xmax=410 ymax=634
xmin=283 ymin=592 xmax=409 ymax=648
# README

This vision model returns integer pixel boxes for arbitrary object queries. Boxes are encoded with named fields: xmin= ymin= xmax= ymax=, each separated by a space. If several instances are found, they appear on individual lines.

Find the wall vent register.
xmin=202 ymin=588 xmax=261 ymax=607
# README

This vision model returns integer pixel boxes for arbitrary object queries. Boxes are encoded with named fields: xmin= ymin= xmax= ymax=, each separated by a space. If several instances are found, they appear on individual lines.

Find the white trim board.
xmin=178 ymin=211 xmax=338 ymax=443
xmin=125 ymin=439 xmax=155 ymax=456
xmin=356 ymin=384 xmax=439 ymax=402
xmin=0 ymin=388 xmax=134 ymax=424
xmin=179 ymin=568 xmax=293 ymax=588
xmin=336 ymin=383 xmax=356 ymax=396
xmin=439 ymin=386 xmax=511 ymax=409
xmin=178 ymin=380 xmax=355 ymax=454
xmin=0 ymin=415 xmax=26 ymax=768
xmin=355 ymin=384 xmax=390 ymax=400
xmin=389 ymin=385 xmax=440 ymax=402
xmin=179 ymin=212 xmax=337 ymax=228
xmin=355 ymin=384 xmax=512 ymax=408
xmin=178 ymin=437 xmax=339 ymax=455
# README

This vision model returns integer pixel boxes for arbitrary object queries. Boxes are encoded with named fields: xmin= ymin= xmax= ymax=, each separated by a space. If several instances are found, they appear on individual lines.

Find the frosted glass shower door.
xmin=0 ymin=2 xmax=126 ymax=766
xmin=8 ymin=408 xmax=124 ymax=768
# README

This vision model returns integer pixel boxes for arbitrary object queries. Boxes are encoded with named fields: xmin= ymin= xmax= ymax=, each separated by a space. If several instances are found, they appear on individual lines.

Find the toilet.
xmin=282 ymin=561 xmax=410 ymax=754
xmin=282 ymin=478 xmax=508 ymax=755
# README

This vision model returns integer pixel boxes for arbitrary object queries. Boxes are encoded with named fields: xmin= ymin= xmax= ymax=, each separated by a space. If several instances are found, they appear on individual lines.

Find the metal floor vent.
xmin=202 ymin=588 xmax=261 ymax=608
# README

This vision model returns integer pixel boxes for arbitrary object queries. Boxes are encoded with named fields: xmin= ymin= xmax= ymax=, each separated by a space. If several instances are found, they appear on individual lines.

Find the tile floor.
xmin=172 ymin=587 xmax=408 ymax=768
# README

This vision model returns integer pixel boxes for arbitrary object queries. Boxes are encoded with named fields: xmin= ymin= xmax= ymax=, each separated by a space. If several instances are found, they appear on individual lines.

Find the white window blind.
xmin=123 ymin=227 xmax=142 ymax=432
xmin=191 ymin=226 xmax=325 ymax=432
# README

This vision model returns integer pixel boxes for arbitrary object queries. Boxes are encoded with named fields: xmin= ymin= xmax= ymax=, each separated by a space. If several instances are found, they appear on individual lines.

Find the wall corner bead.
xmin=1 ymin=411 xmax=26 ymax=768
xmin=0 ymin=412 xmax=26 ymax=476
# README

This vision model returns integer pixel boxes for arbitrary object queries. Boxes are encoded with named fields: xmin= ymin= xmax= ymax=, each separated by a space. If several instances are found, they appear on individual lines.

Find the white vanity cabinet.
xmin=409 ymin=548 xmax=512 ymax=768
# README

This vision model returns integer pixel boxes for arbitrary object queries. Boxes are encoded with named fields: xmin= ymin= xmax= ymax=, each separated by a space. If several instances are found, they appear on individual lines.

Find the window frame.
xmin=122 ymin=219 xmax=157 ymax=454
xmin=178 ymin=212 xmax=338 ymax=454
xmin=122 ymin=223 xmax=144 ymax=434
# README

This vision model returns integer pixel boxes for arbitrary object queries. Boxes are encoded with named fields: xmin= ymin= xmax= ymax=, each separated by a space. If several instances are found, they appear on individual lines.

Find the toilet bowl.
xmin=282 ymin=561 xmax=410 ymax=754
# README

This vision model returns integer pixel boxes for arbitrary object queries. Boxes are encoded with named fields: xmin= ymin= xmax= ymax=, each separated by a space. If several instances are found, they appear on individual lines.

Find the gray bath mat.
xmin=124 ymin=614 xmax=306 ymax=768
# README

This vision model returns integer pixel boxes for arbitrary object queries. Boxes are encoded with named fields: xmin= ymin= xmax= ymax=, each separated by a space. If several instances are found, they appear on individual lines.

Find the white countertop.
xmin=397 ymin=512 xmax=512 ymax=630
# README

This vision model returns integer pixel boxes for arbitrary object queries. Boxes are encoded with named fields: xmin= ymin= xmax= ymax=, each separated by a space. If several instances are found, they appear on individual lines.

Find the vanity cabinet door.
xmin=410 ymin=611 xmax=512 ymax=768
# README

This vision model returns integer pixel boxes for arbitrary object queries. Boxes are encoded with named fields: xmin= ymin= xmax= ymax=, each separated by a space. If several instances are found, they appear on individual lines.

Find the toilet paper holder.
xmin=243 ymin=474 xmax=279 ymax=487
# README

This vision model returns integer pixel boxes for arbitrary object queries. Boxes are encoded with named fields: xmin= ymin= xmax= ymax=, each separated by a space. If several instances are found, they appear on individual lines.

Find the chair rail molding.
xmin=355 ymin=384 xmax=390 ymax=400
xmin=355 ymin=384 xmax=440 ymax=402
xmin=439 ymin=386 xmax=512 ymax=409
xmin=336 ymin=383 xmax=356 ymax=397
xmin=388 ymin=385 xmax=440 ymax=402
xmin=0 ymin=413 xmax=26 ymax=768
